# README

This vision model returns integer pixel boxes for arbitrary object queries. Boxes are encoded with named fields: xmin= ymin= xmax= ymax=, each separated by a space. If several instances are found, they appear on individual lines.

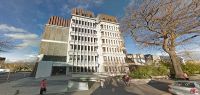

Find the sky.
xmin=0 ymin=0 xmax=199 ymax=61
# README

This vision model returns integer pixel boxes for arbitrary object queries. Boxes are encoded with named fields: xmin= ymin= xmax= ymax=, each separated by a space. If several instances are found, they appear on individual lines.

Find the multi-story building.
xmin=125 ymin=54 xmax=161 ymax=65
xmin=35 ymin=8 xmax=127 ymax=78
xmin=0 ymin=57 xmax=6 ymax=64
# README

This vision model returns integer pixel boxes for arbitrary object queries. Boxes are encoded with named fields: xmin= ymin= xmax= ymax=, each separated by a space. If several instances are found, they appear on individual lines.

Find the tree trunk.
xmin=168 ymin=51 xmax=184 ymax=79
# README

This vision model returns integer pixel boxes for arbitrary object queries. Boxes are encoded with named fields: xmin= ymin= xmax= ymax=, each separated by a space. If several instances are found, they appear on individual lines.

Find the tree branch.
xmin=176 ymin=35 xmax=200 ymax=46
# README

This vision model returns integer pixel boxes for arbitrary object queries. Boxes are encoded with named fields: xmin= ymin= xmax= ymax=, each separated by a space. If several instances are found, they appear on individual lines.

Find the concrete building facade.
xmin=36 ymin=8 xmax=127 ymax=78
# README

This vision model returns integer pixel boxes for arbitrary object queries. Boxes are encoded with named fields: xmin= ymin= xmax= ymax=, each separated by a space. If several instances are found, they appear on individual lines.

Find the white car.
xmin=168 ymin=81 xmax=200 ymax=95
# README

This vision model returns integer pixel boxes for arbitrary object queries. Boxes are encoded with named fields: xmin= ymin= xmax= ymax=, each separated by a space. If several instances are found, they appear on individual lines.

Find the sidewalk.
xmin=0 ymin=76 xmax=172 ymax=95
xmin=0 ymin=76 xmax=69 ymax=95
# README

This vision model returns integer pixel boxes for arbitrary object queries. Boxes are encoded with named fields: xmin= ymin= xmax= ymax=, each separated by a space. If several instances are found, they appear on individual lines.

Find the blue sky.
xmin=0 ymin=0 xmax=199 ymax=61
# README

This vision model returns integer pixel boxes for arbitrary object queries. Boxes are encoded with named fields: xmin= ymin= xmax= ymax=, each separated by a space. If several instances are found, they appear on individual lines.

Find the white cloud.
xmin=0 ymin=24 xmax=26 ymax=33
xmin=17 ymin=39 xmax=39 ymax=48
xmin=1 ymin=24 xmax=40 ymax=49
xmin=93 ymin=0 xmax=104 ymax=5
xmin=4 ymin=33 xmax=38 ymax=40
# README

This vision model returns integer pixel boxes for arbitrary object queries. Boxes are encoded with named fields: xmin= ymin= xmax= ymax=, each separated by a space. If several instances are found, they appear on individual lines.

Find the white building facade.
xmin=36 ymin=8 xmax=127 ymax=78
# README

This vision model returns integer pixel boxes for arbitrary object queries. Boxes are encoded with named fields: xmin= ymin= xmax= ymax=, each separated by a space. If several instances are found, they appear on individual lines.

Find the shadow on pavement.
xmin=51 ymin=77 xmax=139 ymax=95
xmin=147 ymin=80 xmax=171 ymax=93
xmin=90 ymin=77 xmax=138 ymax=95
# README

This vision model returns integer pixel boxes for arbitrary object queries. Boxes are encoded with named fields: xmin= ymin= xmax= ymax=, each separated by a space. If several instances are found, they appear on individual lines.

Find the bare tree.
xmin=0 ymin=38 xmax=14 ymax=52
xmin=121 ymin=0 xmax=200 ymax=78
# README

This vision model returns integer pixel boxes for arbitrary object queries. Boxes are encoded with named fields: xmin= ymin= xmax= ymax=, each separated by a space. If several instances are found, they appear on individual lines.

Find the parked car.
xmin=168 ymin=80 xmax=200 ymax=95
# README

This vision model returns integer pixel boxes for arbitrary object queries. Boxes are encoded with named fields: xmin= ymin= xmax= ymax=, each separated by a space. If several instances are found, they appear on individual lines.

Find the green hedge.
xmin=129 ymin=61 xmax=200 ymax=79
xmin=181 ymin=62 xmax=200 ymax=75
xmin=129 ymin=63 xmax=169 ymax=79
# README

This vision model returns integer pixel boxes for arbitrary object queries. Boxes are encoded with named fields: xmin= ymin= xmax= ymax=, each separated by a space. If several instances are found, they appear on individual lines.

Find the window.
xmin=91 ymin=56 xmax=94 ymax=61
xmin=94 ymin=47 xmax=97 ymax=51
xmin=79 ymin=20 xmax=81 ymax=24
xmin=75 ymin=27 xmax=78 ymax=32
xmin=103 ymin=47 xmax=106 ymax=52
xmin=90 ymin=30 xmax=93 ymax=34
xmin=88 ymin=46 xmax=90 ymax=51
xmin=73 ymin=55 xmax=76 ymax=60
xmin=85 ymin=46 xmax=87 ymax=50
xmin=75 ymin=36 xmax=77 ymax=40
xmin=81 ymin=37 xmax=83 ymax=41
xmin=95 ymin=56 xmax=98 ymax=61
xmin=100 ymin=24 xmax=103 ymax=28
xmin=70 ymin=44 xmax=73 ymax=49
xmin=81 ymin=46 xmax=83 ymax=50
xmin=88 ymin=37 xmax=90 ymax=42
xmin=69 ymin=55 xmax=73 ymax=61
xmin=78 ymin=36 xmax=80 ymax=41
xmin=88 ymin=56 xmax=90 ymax=61
xmin=102 ymin=39 xmax=105 ymax=43
xmin=101 ymin=31 xmax=104 ymax=35
xmin=81 ymin=28 xmax=84 ymax=33
xmin=72 ymin=19 xmax=75 ymax=23
xmin=72 ymin=27 xmax=75 ymax=31
xmin=85 ymin=55 xmax=87 ymax=61
xmin=104 ymin=56 xmax=107 ymax=61
xmin=77 ymin=55 xmax=80 ymax=61
xmin=71 ymin=35 xmax=74 ymax=40
xmin=91 ymin=38 xmax=93 ymax=42
xmin=107 ymin=47 xmax=109 ymax=52
xmin=78 ymin=28 xmax=81 ymax=32
xmin=87 ymin=22 xmax=89 ymax=26
xmin=107 ymin=57 xmax=110 ymax=61
xmin=82 ymin=21 xmax=84 ymax=25
xmin=74 ymin=45 xmax=77 ymax=50
xmin=93 ymin=23 xmax=96 ymax=27
xmin=85 ymin=37 xmax=87 ymax=41
xmin=85 ymin=29 xmax=87 ymax=33
xmin=81 ymin=55 xmax=84 ymax=61
xmin=91 ymin=46 xmax=93 ymax=51
xmin=78 ymin=45 xmax=80 ymax=50
xmin=94 ymin=30 xmax=97 ymax=34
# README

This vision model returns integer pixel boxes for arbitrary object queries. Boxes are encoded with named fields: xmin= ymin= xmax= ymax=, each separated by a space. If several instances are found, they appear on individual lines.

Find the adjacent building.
xmin=0 ymin=57 xmax=6 ymax=64
xmin=125 ymin=54 xmax=146 ymax=65
xmin=125 ymin=54 xmax=161 ymax=65
xmin=35 ymin=8 xmax=127 ymax=78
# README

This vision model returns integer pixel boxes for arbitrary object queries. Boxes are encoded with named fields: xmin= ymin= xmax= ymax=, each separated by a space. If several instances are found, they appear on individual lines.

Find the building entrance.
xmin=52 ymin=66 xmax=66 ymax=75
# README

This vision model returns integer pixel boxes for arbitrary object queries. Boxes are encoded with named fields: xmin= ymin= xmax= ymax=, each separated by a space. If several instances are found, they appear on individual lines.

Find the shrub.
xmin=129 ymin=62 xmax=169 ymax=79
xmin=181 ymin=62 xmax=200 ymax=75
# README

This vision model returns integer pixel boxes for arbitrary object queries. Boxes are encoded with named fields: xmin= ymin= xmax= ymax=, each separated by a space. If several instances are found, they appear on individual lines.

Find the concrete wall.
xmin=35 ymin=61 xmax=53 ymax=78
xmin=40 ymin=25 xmax=69 ymax=56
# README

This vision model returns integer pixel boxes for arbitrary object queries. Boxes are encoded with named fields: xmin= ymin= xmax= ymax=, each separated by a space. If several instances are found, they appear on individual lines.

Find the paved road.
xmin=0 ymin=72 xmax=30 ymax=84
xmin=47 ymin=77 xmax=171 ymax=95
xmin=0 ymin=75 xmax=171 ymax=95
